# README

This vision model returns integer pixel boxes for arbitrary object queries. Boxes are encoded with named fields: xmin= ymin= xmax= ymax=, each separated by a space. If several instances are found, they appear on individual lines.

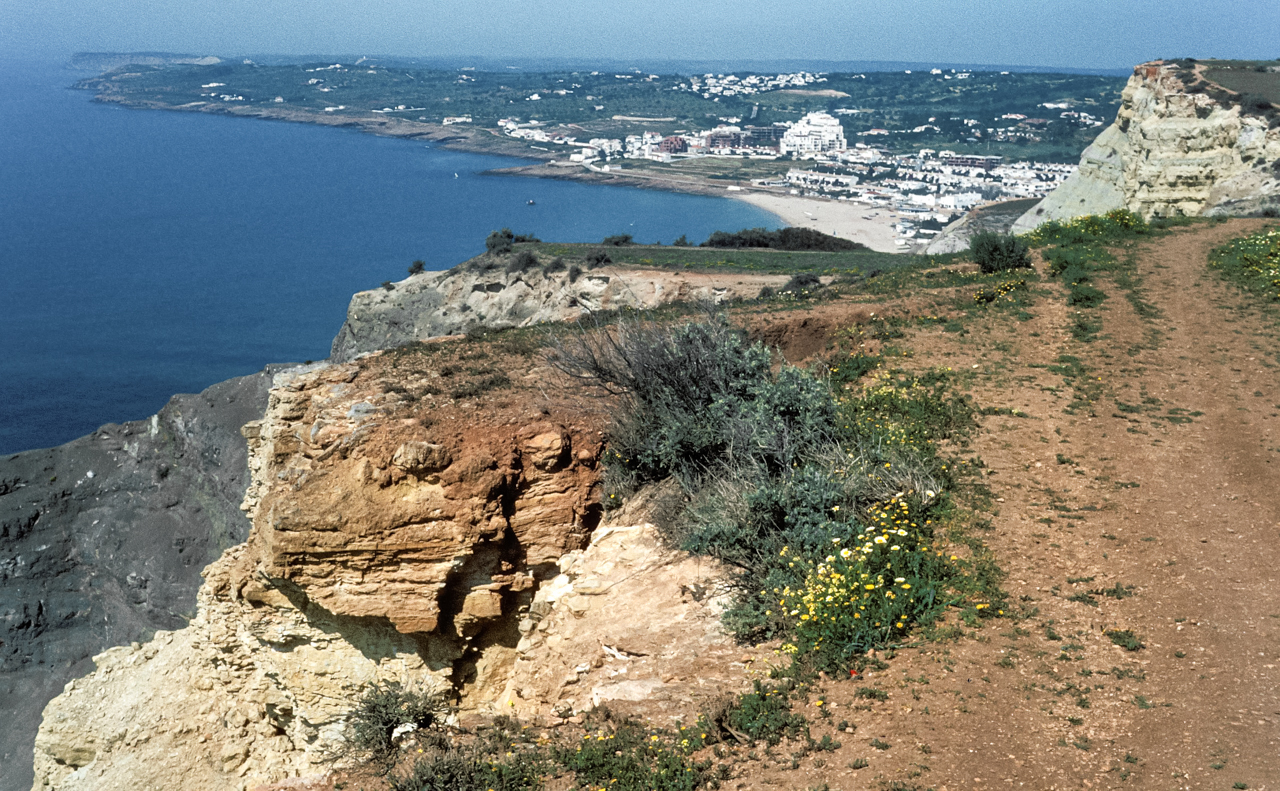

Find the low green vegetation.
xmin=1209 ymin=227 xmax=1280 ymax=301
xmin=702 ymin=227 xmax=865 ymax=252
xmin=554 ymin=313 xmax=1004 ymax=674
xmin=348 ymin=676 xmax=829 ymax=790
xmin=344 ymin=682 xmax=451 ymax=766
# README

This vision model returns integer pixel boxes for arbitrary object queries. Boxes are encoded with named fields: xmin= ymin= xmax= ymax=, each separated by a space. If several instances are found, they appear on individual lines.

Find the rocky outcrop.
xmin=31 ymin=360 xmax=742 ymax=790
xmin=925 ymin=198 xmax=1040 ymax=254
xmin=30 ymin=544 xmax=448 ymax=791
xmin=0 ymin=368 xmax=280 ymax=791
xmin=498 ymin=516 xmax=745 ymax=725
xmin=1014 ymin=61 xmax=1280 ymax=232
xmin=330 ymin=260 xmax=788 ymax=362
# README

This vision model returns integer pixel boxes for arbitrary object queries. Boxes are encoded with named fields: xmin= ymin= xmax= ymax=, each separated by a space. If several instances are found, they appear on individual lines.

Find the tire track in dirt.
xmin=815 ymin=220 xmax=1280 ymax=791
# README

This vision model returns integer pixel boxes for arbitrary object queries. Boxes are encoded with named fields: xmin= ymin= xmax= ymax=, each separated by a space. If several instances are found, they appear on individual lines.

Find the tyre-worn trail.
xmin=958 ymin=218 xmax=1280 ymax=790
xmin=777 ymin=220 xmax=1280 ymax=791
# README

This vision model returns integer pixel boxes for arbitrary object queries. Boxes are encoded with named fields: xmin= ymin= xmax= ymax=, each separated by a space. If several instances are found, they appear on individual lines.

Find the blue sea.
xmin=0 ymin=60 xmax=779 ymax=455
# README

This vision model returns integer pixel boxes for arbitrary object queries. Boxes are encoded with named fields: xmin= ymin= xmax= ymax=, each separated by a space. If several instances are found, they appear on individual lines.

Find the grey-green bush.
xmin=347 ymin=682 xmax=449 ymax=762
xmin=970 ymin=232 xmax=1032 ymax=274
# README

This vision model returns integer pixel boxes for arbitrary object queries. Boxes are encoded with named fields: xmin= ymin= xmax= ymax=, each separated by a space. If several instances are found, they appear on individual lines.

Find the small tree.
xmin=408 ymin=260 xmax=426 ymax=275
xmin=602 ymin=234 xmax=633 ymax=246
xmin=585 ymin=249 xmax=612 ymax=267
xmin=672 ymin=234 xmax=690 ymax=247
xmin=970 ymin=232 xmax=1031 ymax=274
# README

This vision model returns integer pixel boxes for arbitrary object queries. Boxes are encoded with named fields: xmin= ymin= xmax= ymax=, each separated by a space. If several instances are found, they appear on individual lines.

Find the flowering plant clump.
xmin=1209 ymin=227 xmax=1280 ymax=300
xmin=1025 ymin=208 xmax=1148 ymax=246
xmin=973 ymin=278 xmax=1028 ymax=305
xmin=774 ymin=496 xmax=952 ymax=665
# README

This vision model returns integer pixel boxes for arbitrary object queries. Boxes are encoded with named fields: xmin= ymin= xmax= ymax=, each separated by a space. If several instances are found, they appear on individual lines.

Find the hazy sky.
xmin=4 ymin=0 xmax=1277 ymax=70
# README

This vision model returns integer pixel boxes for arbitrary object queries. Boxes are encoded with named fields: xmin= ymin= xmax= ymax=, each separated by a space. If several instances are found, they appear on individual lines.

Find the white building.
xmin=780 ymin=112 xmax=847 ymax=156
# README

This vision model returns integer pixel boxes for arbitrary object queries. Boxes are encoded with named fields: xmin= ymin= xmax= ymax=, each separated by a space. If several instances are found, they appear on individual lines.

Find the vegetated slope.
xmin=28 ymin=219 xmax=1280 ymax=791
xmin=326 ymin=218 xmax=1280 ymax=790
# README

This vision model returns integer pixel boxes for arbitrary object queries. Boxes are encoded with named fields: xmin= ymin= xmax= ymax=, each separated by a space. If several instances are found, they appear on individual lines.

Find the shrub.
xmin=346 ymin=682 xmax=450 ymax=763
xmin=553 ymin=315 xmax=835 ymax=491
xmin=513 ymin=232 xmax=540 ymax=243
xmin=602 ymin=233 xmax=634 ymax=246
xmin=701 ymin=227 xmax=864 ymax=252
xmin=585 ymin=248 xmax=612 ymax=266
xmin=544 ymin=256 xmax=567 ymax=273
xmin=672 ymin=234 xmax=690 ymax=247
xmin=700 ymin=679 xmax=807 ymax=746
xmin=390 ymin=747 xmax=544 ymax=791
xmin=567 ymin=264 xmax=582 ymax=283
xmin=781 ymin=272 xmax=822 ymax=296
xmin=969 ymin=232 xmax=1031 ymax=274
xmin=408 ymin=260 xmax=426 ymax=275
xmin=486 ymin=228 xmax=515 ymax=254
xmin=506 ymin=249 xmax=539 ymax=274
xmin=382 ymin=281 xmax=396 ymax=291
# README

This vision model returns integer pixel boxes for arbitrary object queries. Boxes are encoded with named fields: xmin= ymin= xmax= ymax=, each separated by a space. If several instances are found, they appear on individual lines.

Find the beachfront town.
xmin=496 ymin=107 xmax=1078 ymax=239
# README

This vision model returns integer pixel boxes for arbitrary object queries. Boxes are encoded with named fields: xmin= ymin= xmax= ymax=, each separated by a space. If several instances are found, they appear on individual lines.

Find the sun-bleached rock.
xmin=329 ymin=261 xmax=790 ymax=361
xmin=1014 ymin=61 xmax=1280 ymax=232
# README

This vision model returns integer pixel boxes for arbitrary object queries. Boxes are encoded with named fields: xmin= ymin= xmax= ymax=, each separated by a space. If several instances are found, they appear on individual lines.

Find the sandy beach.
xmin=728 ymin=192 xmax=906 ymax=253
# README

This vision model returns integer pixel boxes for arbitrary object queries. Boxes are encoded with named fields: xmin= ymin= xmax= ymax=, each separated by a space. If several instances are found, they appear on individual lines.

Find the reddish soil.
xmin=733 ymin=219 xmax=1279 ymax=791
xmin=316 ymin=220 xmax=1280 ymax=791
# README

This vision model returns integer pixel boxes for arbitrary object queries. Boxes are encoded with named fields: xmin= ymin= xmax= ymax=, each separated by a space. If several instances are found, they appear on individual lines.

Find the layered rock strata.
xmin=33 ymin=358 xmax=728 ymax=790
xmin=1014 ymin=61 xmax=1280 ymax=232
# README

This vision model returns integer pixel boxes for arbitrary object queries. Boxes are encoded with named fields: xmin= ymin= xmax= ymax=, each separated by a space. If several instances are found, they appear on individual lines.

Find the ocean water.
xmin=0 ymin=60 xmax=778 ymax=455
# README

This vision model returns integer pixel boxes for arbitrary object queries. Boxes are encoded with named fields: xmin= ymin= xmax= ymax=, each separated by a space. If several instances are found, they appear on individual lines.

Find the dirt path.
xmin=725 ymin=220 xmax=1280 ymax=791
xmin=940 ymin=219 xmax=1280 ymax=790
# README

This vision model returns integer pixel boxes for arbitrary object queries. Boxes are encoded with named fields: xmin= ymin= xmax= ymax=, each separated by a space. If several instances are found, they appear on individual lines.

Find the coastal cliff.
xmin=30 ymin=341 xmax=738 ymax=791
xmin=0 ymin=369 xmax=280 ymax=791
xmin=12 ymin=247 xmax=785 ymax=790
xmin=1013 ymin=60 xmax=1280 ymax=232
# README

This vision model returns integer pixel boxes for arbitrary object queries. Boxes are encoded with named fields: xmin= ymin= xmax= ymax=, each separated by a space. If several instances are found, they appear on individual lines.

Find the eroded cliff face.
xmin=1014 ymin=61 xmax=1280 ymax=232
xmin=330 ymin=260 xmax=789 ymax=362
xmin=31 ymin=346 xmax=738 ymax=791
xmin=0 ymin=368 xmax=281 ymax=791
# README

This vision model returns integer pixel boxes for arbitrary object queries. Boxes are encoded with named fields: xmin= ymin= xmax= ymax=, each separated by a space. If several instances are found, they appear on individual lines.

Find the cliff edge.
xmin=31 ymin=339 xmax=739 ymax=790
xmin=330 ymin=253 xmax=789 ymax=362
xmin=1014 ymin=60 xmax=1280 ymax=232
xmin=0 ymin=369 xmax=280 ymax=791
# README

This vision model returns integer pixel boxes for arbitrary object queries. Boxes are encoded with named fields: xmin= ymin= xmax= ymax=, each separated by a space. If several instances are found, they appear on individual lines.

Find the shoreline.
xmin=726 ymin=192 xmax=906 ymax=253
xmin=87 ymin=93 xmax=909 ymax=252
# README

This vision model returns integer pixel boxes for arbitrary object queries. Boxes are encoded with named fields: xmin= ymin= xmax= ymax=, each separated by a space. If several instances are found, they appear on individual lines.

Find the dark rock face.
xmin=0 ymin=368 xmax=279 ymax=791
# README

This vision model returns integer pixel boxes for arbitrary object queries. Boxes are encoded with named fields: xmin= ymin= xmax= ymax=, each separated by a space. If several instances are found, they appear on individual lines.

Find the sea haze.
xmin=0 ymin=60 xmax=779 ymax=455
